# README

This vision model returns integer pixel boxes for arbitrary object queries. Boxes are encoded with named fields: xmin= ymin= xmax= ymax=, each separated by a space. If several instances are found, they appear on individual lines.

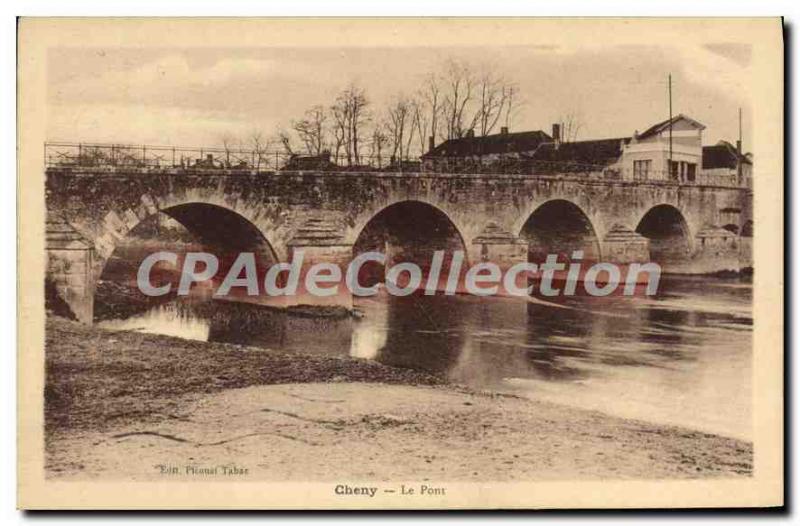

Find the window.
xmin=669 ymin=160 xmax=679 ymax=180
xmin=633 ymin=159 xmax=652 ymax=180
xmin=686 ymin=163 xmax=696 ymax=182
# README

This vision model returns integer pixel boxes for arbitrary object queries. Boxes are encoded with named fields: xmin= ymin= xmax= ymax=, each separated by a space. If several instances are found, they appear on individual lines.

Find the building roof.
xmin=702 ymin=141 xmax=752 ymax=169
xmin=422 ymin=130 xmax=552 ymax=158
xmin=421 ymin=114 xmax=712 ymax=170
xmin=526 ymin=138 xmax=631 ymax=168
xmin=636 ymin=113 xmax=706 ymax=140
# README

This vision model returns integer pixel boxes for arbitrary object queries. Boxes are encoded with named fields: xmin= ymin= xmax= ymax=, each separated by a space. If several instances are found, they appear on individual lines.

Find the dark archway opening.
xmin=161 ymin=203 xmax=275 ymax=258
xmin=519 ymin=200 xmax=601 ymax=264
xmin=635 ymin=205 xmax=691 ymax=266
xmin=95 ymin=203 xmax=277 ymax=321
xmin=353 ymin=201 xmax=467 ymax=288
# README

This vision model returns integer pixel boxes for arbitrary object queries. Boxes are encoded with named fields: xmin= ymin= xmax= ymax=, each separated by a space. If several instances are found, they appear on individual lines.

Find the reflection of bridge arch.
xmin=518 ymin=199 xmax=602 ymax=261
xmin=635 ymin=204 xmax=692 ymax=265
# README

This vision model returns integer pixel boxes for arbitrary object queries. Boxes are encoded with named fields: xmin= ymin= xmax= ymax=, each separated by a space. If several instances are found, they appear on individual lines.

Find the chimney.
xmin=500 ymin=126 xmax=509 ymax=135
xmin=466 ymin=129 xmax=475 ymax=138
xmin=428 ymin=135 xmax=435 ymax=152
xmin=552 ymin=123 xmax=561 ymax=148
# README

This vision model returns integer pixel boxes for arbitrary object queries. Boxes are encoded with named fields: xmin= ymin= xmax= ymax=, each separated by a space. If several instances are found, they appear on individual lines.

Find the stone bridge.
xmin=45 ymin=166 xmax=753 ymax=323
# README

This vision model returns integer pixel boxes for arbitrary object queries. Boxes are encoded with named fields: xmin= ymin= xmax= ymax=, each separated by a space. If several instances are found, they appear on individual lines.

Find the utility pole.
xmin=668 ymin=73 xmax=674 ymax=181
xmin=739 ymin=107 xmax=742 ymax=142
xmin=737 ymin=107 xmax=743 ymax=186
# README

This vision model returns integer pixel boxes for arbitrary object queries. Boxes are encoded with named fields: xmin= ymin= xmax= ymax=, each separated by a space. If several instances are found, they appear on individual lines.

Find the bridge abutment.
xmin=471 ymin=222 xmax=528 ymax=295
xmin=601 ymin=224 xmax=650 ymax=264
xmin=472 ymin=222 xmax=529 ymax=266
xmin=45 ymin=218 xmax=95 ymax=323
xmin=286 ymin=216 xmax=354 ymax=311
xmin=689 ymin=226 xmax=743 ymax=274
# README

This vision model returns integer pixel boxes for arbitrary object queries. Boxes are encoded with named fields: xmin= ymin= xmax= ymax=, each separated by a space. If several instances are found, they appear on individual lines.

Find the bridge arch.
xmin=155 ymin=201 xmax=278 ymax=260
xmin=517 ymin=199 xmax=602 ymax=262
xmin=90 ymin=190 xmax=288 ymax=265
xmin=346 ymin=194 xmax=470 ymax=247
xmin=91 ymin=199 xmax=281 ymax=321
xmin=351 ymin=200 xmax=470 ymax=286
xmin=634 ymin=204 xmax=692 ymax=266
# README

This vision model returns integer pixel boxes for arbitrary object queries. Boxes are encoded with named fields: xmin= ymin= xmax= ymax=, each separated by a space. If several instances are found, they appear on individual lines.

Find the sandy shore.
xmin=45 ymin=317 xmax=753 ymax=480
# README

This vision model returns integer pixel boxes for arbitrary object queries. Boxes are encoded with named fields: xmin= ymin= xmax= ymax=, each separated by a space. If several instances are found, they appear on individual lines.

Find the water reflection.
xmin=99 ymin=302 xmax=211 ymax=341
xmin=98 ymin=275 xmax=752 ymax=440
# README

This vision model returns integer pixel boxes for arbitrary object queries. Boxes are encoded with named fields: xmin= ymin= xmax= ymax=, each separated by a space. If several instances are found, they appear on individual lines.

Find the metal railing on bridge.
xmin=43 ymin=142 xmax=748 ymax=188
xmin=44 ymin=141 xmax=616 ymax=175
xmin=45 ymin=142 xmax=299 ymax=172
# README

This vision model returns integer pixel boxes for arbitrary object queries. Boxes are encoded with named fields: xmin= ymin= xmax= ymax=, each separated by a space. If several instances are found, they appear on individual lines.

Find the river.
xmin=98 ymin=274 xmax=752 ymax=441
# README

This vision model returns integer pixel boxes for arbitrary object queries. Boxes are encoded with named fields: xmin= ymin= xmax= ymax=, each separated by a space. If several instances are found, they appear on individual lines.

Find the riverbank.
xmin=45 ymin=317 xmax=753 ymax=480
xmin=45 ymin=316 xmax=441 ymax=433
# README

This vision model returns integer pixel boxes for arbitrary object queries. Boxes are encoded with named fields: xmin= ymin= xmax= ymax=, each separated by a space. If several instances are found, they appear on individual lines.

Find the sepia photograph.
xmin=16 ymin=17 xmax=784 ymax=510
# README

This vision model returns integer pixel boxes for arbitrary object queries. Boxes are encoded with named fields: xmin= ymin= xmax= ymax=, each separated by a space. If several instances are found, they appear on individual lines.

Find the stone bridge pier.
xmin=45 ymin=167 xmax=753 ymax=323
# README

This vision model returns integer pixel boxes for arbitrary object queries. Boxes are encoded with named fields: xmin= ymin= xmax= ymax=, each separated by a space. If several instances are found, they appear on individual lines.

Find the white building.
xmin=619 ymin=114 xmax=705 ymax=183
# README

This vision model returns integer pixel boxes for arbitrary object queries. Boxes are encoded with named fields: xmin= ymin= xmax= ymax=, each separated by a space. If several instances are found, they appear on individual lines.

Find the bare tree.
xmin=404 ymin=107 xmax=417 ymax=160
xmin=386 ymin=95 xmax=413 ymax=161
xmin=272 ymin=57 xmax=526 ymax=165
xmin=275 ymin=127 xmax=295 ymax=158
xmin=471 ymin=68 xmax=516 ymax=136
xmin=330 ymin=104 xmax=347 ymax=164
xmin=218 ymin=132 xmax=238 ymax=167
xmin=292 ymin=105 xmax=328 ymax=155
xmin=248 ymin=131 xmax=269 ymax=170
xmin=77 ymin=145 xmax=113 ymax=167
xmin=331 ymin=99 xmax=352 ymax=165
xmin=369 ymin=123 xmax=389 ymax=168
xmin=422 ymin=59 xmax=523 ymax=142
xmin=557 ymin=111 xmax=584 ymax=143
xmin=331 ymin=83 xmax=370 ymax=165
xmin=410 ymin=96 xmax=430 ymax=156
xmin=418 ymin=72 xmax=442 ymax=148
xmin=349 ymin=87 xmax=370 ymax=165
xmin=503 ymin=85 xmax=522 ymax=130
xmin=441 ymin=59 xmax=476 ymax=140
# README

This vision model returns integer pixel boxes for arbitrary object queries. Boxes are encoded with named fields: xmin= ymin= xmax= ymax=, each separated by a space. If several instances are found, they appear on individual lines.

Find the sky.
xmin=46 ymin=42 xmax=753 ymax=152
